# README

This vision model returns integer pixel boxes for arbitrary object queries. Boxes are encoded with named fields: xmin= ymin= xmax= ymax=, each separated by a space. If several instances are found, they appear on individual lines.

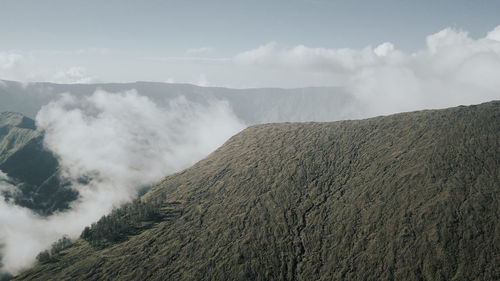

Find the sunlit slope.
xmin=0 ymin=112 xmax=77 ymax=215
xmin=17 ymin=101 xmax=500 ymax=280
xmin=0 ymin=112 xmax=39 ymax=163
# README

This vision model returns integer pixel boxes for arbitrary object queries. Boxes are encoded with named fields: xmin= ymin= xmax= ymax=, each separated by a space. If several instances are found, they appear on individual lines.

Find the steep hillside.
xmin=0 ymin=112 xmax=38 ymax=163
xmin=16 ymin=101 xmax=500 ymax=280
xmin=0 ymin=112 xmax=77 ymax=215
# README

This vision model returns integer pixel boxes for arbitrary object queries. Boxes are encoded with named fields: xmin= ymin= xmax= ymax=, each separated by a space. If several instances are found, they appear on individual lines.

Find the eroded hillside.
xmin=16 ymin=101 xmax=500 ymax=280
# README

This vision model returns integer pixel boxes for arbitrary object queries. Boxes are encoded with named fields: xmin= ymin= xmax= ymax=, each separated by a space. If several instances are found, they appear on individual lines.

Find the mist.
xmin=0 ymin=172 xmax=17 ymax=196
xmin=0 ymin=90 xmax=245 ymax=274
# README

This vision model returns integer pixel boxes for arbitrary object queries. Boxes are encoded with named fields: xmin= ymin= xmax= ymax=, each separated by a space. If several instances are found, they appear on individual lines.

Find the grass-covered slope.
xmin=0 ymin=112 xmax=77 ymax=215
xmin=0 ymin=112 xmax=39 ymax=163
xmin=16 ymin=101 xmax=500 ymax=280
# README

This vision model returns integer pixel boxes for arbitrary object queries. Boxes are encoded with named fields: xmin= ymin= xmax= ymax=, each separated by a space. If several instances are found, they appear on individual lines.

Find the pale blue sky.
xmin=1 ymin=0 xmax=499 ymax=87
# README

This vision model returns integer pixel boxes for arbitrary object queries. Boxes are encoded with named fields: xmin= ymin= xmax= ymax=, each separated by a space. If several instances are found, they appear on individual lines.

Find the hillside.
xmin=0 ymin=112 xmax=77 ymax=215
xmin=15 ymin=101 xmax=500 ymax=280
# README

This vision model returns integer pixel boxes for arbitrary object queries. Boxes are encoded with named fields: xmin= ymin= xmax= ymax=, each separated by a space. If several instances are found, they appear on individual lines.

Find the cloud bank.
xmin=0 ymin=90 xmax=244 ymax=274
xmin=233 ymin=25 xmax=500 ymax=115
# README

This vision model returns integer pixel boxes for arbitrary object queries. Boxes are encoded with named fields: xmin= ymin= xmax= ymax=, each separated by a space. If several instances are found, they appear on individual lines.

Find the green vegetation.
xmin=36 ymin=236 xmax=73 ymax=264
xmin=15 ymin=101 xmax=500 ymax=280
xmin=0 ymin=112 xmax=78 ymax=215
xmin=80 ymin=200 xmax=166 ymax=249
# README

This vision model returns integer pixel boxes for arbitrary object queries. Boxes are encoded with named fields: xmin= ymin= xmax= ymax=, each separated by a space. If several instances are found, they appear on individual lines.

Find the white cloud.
xmin=143 ymin=56 xmax=230 ymax=63
xmin=486 ymin=26 xmax=500 ymax=41
xmin=0 ymin=49 xmax=107 ymax=83
xmin=0 ymin=52 xmax=99 ymax=84
xmin=51 ymin=66 xmax=96 ymax=84
xmin=185 ymin=47 xmax=213 ymax=56
xmin=71 ymin=48 xmax=111 ymax=56
xmin=425 ymin=27 xmax=472 ymax=54
xmin=0 ymin=52 xmax=24 ymax=69
xmin=0 ymin=52 xmax=27 ymax=82
xmin=0 ymin=171 xmax=17 ymax=195
xmin=374 ymin=42 xmax=395 ymax=57
xmin=234 ymin=41 xmax=377 ymax=72
xmin=0 ymin=90 xmax=245 ymax=274
xmin=37 ymin=90 xmax=244 ymax=186
xmin=232 ymin=25 xmax=500 ymax=115
xmin=234 ymin=41 xmax=401 ymax=74
xmin=195 ymin=73 xmax=210 ymax=87
xmin=29 ymin=48 xmax=111 ymax=56
xmin=233 ymin=42 xmax=277 ymax=65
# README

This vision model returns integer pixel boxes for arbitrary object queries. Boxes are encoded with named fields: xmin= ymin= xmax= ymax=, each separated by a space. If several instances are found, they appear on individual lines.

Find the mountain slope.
xmin=16 ymin=101 xmax=500 ymax=280
xmin=0 ymin=112 xmax=38 ymax=163
xmin=0 ymin=112 xmax=77 ymax=215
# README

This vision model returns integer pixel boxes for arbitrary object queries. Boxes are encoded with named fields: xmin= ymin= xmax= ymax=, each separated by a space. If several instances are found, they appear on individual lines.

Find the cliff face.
xmin=16 ymin=101 xmax=500 ymax=280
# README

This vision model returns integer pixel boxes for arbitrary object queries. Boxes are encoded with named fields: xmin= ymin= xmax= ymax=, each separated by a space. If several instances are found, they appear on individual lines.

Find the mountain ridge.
xmin=13 ymin=100 xmax=500 ymax=280
xmin=0 ymin=79 xmax=355 ymax=124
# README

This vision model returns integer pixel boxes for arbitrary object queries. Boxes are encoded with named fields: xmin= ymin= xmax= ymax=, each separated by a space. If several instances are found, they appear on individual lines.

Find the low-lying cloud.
xmin=0 ymin=172 xmax=17 ymax=196
xmin=0 ymin=90 xmax=245 ymax=274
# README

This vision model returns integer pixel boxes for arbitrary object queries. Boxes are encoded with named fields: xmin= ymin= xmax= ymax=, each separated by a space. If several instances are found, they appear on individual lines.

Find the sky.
xmin=1 ymin=0 xmax=500 ymax=87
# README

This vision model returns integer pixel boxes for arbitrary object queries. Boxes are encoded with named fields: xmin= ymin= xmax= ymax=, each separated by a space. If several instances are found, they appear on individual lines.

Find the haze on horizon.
xmin=1 ymin=0 xmax=500 ymax=88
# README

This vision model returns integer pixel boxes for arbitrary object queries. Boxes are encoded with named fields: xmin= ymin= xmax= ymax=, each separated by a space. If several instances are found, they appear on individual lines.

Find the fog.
xmin=0 ymin=90 xmax=244 ymax=274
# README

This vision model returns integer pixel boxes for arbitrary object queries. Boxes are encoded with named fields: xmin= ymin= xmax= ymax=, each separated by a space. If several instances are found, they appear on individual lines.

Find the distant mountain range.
xmin=15 ymin=101 xmax=500 ymax=280
xmin=0 ymin=79 xmax=357 ymax=124
xmin=0 ymin=112 xmax=77 ymax=215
